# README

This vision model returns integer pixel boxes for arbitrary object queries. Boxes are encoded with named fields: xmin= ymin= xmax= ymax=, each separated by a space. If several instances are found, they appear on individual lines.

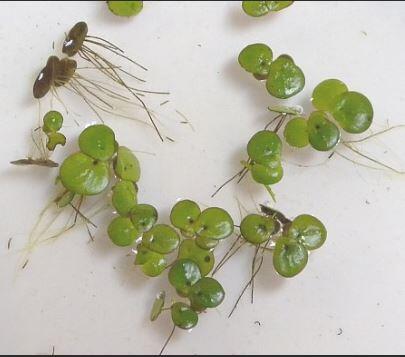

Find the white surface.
xmin=1 ymin=1 xmax=405 ymax=354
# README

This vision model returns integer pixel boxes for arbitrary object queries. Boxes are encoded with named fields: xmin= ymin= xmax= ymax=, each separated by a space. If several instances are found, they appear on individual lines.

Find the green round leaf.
xmin=273 ymin=237 xmax=308 ymax=278
xmin=169 ymin=259 xmax=202 ymax=296
xmin=195 ymin=235 xmax=219 ymax=250
xmin=332 ymin=91 xmax=373 ymax=134
xmin=150 ymin=291 xmax=165 ymax=322
xmin=178 ymin=239 xmax=214 ymax=276
xmin=288 ymin=214 xmax=327 ymax=250
xmin=266 ymin=55 xmax=305 ymax=99
xmin=194 ymin=207 xmax=234 ymax=240
xmin=266 ymin=1 xmax=294 ymax=12
xmin=112 ymin=180 xmax=138 ymax=216
xmin=60 ymin=152 xmax=110 ymax=196
xmin=108 ymin=1 xmax=143 ymax=17
xmin=43 ymin=110 xmax=63 ymax=134
xmin=283 ymin=117 xmax=309 ymax=148
xmin=171 ymin=302 xmax=198 ymax=330
xmin=78 ymin=124 xmax=116 ymax=161
xmin=242 ymin=1 xmax=270 ymax=17
xmin=238 ymin=43 xmax=273 ymax=77
xmin=189 ymin=277 xmax=225 ymax=309
xmin=250 ymin=163 xmax=283 ymax=185
xmin=240 ymin=214 xmax=277 ymax=244
xmin=130 ymin=204 xmax=158 ymax=232
xmin=135 ymin=244 xmax=166 ymax=277
xmin=247 ymin=130 xmax=282 ymax=165
xmin=108 ymin=216 xmax=139 ymax=247
xmin=114 ymin=146 xmax=141 ymax=182
xmin=142 ymin=224 xmax=180 ymax=254
xmin=307 ymin=111 xmax=340 ymax=151
xmin=312 ymin=78 xmax=348 ymax=112
xmin=170 ymin=199 xmax=200 ymax=235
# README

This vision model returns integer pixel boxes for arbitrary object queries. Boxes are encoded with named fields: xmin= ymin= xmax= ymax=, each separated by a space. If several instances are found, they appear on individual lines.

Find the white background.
xmin=1 ymin=1 xmax=405 ymax=354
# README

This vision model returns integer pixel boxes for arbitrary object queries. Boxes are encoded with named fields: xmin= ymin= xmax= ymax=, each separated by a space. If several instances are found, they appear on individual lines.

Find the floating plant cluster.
xmin=10 ymin=1 xmax=405 ymax=355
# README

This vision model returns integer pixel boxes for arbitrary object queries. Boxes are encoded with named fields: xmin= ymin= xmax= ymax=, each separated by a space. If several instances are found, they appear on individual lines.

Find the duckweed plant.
xmin=10 ymin=110 xmax=66 ymax=168
xmin=107 ymin=1 xmax=143 ymax=17
xmin=242 ymin=1 xmax=294 ymax=17
xmin=238 ymin=43 xmax=305 ymax=99
xmin=108 ymin=198 xmax=234 ymax=354
xmin=210 ymin=205 xmax=326 ymax=318
xmin=213 ymin=44 xmax=403 ymax=201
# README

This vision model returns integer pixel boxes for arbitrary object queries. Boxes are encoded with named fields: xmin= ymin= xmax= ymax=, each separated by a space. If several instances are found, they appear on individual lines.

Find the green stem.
xmin=264 ymin=185 xmax=276 ymax=203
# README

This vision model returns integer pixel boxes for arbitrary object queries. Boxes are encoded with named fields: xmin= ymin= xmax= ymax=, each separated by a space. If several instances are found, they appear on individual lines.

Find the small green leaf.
xmin=189 ymin=277 xmax=225 ymax=309
xmin=273 ymin=237 xmax=308 ymax=278
xmin=178 ymin=239 xmax=214 ymax=276
xmin=268 ymin=105 xmax=303 ymax=115
xmin=150 ymin=291 xmax=165 ymax=322
xmin=307 ymin=111 xmax=340 ymax=151
xmin=114 ymin=146 xmax=141 ymax=182
xmin=288 ymin=214 xmax=327 ymax=250
xmin=59 ymin=152 xmax=110 ymax=196
xmin=266 ymin=55 xmax=305 ymax=99
xmin=142 ymin=224 xmax=180 ymax=254
xmin=108 ymin=1 xmax=143 ymax=17
xmin=168 ymin=259 xmax=201 ymax=296
xmin=242 ymin=1 xmax=270 ymax=17
xmin=42 ymin=110 xmax=63 ymax=133
xmin=108 ymin=216 xmax=139 ymax=247
xmin=194 ymin=207 xmax=234 ymax=240
xmin=240 ymin=214 xmax=277 ymax=245
xmin=78 ymin=124 xmax=116 ymax=161
xmin=130 ymin=204 xmax=158 ymax=232
xmin=171 ymin=302 xmax=198 ymax=330
xmin=135 ymin=244 xmax=167 ymax=277
xmin=46 ymin=132 xmax=66 ymax=151
xmin=170 ymin=199 xmax=200 ymax=235
xmin=112 ymin=180 xmax=138 ymax=216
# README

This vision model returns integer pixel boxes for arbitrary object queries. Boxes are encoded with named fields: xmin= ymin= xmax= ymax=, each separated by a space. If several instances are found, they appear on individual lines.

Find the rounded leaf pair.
xmin=283 ymin=112 xmax=340 ymax=152
xmin=170 ymin=200 xmax=234 ymax=245
xmin=42 ymin=111 xmax=66 ymax=151
xmin=273 ymin=214 xmax=326 ymax=277
xmin=239 ymin=44 xmax=304 ymax=99
xmin=312 ymin=79 xmax=373 ymax=134
xmin=247 ymin=130 xmax=284 ymax=185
